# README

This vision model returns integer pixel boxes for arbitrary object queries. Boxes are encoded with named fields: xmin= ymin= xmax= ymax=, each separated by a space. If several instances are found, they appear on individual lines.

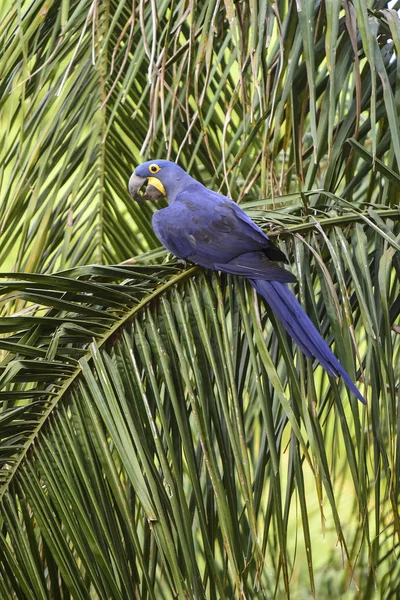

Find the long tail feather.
xmin=251 ymin=279 xmax=366 ymax=404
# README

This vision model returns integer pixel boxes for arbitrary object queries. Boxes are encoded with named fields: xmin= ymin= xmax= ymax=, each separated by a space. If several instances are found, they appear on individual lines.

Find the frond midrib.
xmin=0 ymin=264 xmax=199 ymax=500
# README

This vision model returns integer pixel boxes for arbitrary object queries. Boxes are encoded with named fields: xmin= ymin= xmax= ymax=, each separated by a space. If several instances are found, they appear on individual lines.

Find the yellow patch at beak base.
xmin=148 ymin=177 xmax=166 ymax=197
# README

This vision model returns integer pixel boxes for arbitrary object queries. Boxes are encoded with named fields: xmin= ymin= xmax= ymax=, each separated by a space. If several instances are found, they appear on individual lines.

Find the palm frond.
xmin=0 ymin=205 xmax=398 ymax=596
xmin=1 ymin=0 xmax=400 ymax=597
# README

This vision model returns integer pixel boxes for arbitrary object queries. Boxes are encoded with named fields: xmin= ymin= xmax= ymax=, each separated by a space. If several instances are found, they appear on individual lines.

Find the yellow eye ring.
xmin=149 ymin=163 xmax=161 ymax=174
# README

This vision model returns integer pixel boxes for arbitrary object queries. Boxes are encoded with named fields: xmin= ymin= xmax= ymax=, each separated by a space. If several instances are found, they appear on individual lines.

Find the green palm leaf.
xmin=1 ymin=0 xmax=400 ymax=598
xmin=0 ymin=211 xmax=398 ymax=597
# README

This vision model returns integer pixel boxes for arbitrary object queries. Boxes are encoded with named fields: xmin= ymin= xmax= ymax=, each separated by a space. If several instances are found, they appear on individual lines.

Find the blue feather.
xmin=251 ymin=280 xmax=366 ymax=404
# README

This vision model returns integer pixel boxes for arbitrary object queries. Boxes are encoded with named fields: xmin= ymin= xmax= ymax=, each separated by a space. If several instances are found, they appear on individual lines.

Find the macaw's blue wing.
xmin=214 ymin=251 xmax=296 ymax=282
xmin=152 ymin=188 xmax=292 ymax=278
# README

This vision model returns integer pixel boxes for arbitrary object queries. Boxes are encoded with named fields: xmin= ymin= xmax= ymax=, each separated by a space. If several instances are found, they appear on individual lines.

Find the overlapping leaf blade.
xmin=1 ymin=0 xmax=400 ymax=597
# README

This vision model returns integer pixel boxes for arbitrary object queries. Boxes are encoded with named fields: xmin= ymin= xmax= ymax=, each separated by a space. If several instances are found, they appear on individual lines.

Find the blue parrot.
xmin=129 ymin=160 xmax=366 ymax=404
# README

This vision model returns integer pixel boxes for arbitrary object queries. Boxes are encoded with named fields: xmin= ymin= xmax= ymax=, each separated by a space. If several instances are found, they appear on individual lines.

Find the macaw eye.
xmin=149 ymin=164 xmax=161 ymax=174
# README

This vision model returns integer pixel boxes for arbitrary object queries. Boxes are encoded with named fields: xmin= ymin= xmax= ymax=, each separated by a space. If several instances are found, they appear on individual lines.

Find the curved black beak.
xmin=128 ymin=173 xmax=147 ymax=200
xmin=128 ymin=172 xmax=166 ymax=202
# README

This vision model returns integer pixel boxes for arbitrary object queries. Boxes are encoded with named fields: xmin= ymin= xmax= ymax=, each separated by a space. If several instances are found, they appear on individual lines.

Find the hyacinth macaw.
xmin=129 ymin=160 xmax=366 ymax=404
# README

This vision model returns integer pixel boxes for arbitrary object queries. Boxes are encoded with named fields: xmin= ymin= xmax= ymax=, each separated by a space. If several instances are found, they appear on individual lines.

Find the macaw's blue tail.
xmin=251 ymin=279 xmax=366 ymax=404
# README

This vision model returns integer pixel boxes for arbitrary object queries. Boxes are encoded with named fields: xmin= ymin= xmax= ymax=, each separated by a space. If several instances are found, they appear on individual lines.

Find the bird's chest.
xmin=152 ymin=205 xmax=198 ymax=260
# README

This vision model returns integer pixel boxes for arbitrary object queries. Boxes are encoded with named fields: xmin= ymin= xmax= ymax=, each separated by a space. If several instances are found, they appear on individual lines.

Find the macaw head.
xmin=129 ymin=160 xmax=191 ymax=203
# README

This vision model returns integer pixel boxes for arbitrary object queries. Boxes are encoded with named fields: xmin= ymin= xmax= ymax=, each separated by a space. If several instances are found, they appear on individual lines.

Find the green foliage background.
xmin=0 ymin=0 xmax=399 ymax=598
